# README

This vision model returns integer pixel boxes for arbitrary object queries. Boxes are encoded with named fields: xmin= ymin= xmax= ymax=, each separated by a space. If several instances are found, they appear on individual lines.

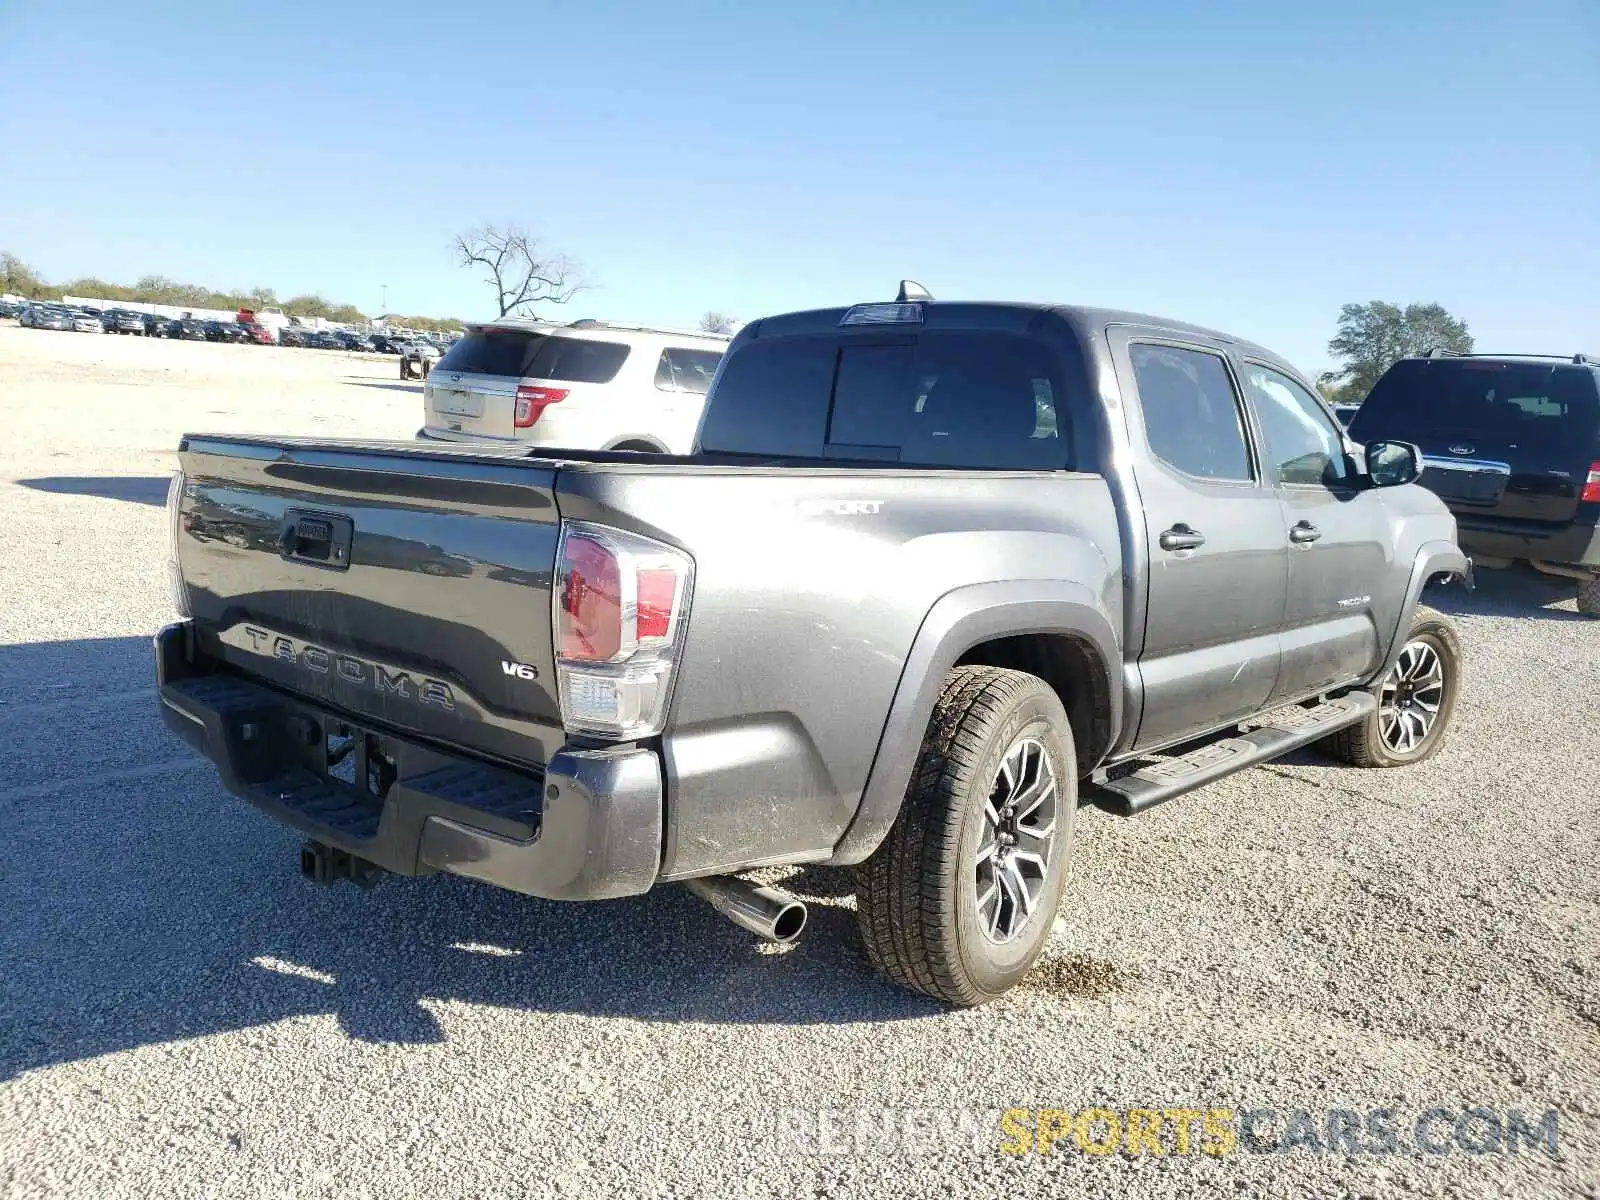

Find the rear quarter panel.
xmin=555 ymin=465 xmax=1122 ymax=876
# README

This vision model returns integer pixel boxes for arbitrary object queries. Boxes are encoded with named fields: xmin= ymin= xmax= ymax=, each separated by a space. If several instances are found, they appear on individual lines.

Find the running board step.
xmin=1088 ymin=693 xmax=1377 ymax=816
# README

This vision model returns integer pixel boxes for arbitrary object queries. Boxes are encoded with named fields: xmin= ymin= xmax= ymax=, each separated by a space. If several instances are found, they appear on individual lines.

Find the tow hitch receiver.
xmin=300 ymin=841 xmax=387 ymax=889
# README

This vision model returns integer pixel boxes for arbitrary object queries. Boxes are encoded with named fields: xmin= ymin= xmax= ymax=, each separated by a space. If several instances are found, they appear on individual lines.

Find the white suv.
xmin=417 ymin=319 xmax=729 ymax=452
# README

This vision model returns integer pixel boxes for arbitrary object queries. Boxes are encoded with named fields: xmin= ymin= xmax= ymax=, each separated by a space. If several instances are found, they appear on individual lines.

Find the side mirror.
xmin=1365 ymin=439 xmax=1422 ymax=487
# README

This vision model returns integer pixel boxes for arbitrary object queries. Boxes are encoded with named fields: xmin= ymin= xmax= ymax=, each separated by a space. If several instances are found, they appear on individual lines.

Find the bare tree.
xmin=452 ymin=224 xmax=585 ymax=317
xmin=698 ymin=310 xmax=737 ymax=334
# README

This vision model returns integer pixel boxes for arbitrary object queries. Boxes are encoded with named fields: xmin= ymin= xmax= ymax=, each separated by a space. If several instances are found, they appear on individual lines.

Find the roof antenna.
xmin=896 ymin=280 xmax=933 ymax=302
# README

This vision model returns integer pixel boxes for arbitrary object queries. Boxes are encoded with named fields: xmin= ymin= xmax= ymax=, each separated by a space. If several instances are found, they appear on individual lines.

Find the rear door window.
xmin=654 ymin=347 xmax=724 ymax=394
xmin=435 ymin=329 xmax=548 ymax=377
xmin=525 ymin=336 xmax=630 ymax=384
xmin=1129 ymin=344 xmax=1254 ymax=482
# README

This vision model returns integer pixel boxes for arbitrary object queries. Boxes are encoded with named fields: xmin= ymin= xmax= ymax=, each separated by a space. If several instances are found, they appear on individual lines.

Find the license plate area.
xmin=434 ymin=388 xmax=484 ymax=417
xmin=1421 ymin=458 xmax=1510 ymax=506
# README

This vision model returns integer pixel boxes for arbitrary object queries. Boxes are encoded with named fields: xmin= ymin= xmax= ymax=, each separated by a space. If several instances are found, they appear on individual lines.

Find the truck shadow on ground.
xmin=0 ymin=638 xmax=940 ymax=1082
xmin=1423 ymin=564 xmax=1590 ymax=622
xmin=16 ymin=475 xmax=170 ymax=506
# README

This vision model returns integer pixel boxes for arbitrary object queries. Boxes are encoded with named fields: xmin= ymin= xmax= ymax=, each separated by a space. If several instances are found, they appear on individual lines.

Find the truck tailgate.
xmin=175 ymin=437 xmax=566 ymax=768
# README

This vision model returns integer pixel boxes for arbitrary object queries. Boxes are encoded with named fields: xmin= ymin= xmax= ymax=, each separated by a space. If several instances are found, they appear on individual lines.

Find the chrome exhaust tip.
xmin=684 ymin=876 xmax=807 ymax=943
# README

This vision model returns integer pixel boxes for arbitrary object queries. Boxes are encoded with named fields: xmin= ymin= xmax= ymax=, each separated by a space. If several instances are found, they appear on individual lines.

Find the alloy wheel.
xmin=1378 ymin=639 xmax=1446 ymax=754
xmin=974 ymin=736 xmax=1058 ymax=943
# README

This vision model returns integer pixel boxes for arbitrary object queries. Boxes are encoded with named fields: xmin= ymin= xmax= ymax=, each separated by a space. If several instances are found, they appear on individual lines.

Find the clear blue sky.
xmin=2 ymin=0 xmax=1595 ymax=374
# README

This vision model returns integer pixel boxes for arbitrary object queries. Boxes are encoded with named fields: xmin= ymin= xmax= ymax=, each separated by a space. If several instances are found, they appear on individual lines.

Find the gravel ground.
xmin=1 ymin=322 xmax=1596 ymax=1199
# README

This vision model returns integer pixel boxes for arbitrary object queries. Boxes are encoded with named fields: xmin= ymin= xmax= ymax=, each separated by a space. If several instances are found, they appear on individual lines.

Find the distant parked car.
xmin=26 ymin=305 xmax=75 ymax=331
xmin=0 ymin=300 xmax=21 ymax=319
xmin=142 ymin=312 xmax=167 ymax=337
xmin=200 ymin=320 xmax=249 ymax=343
xmin=278 ymin=326 xmax=310 ymax=348
xmin=70 ymin=310 xmax=105 ymax=334
xmin=241 ymin=322 xmax=275 ymax=345
xmin=165 ymin=318 xmax=206 ymax=340
xmin=102 ymin=309 xmax=147 ymax=335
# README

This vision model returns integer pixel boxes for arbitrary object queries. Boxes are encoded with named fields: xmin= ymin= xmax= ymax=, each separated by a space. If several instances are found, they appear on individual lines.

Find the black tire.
xmin=611 ymin=441 xmax=661 ymax=453
xmin=856 ymin=665 xmax=1078 ymax=1006
xmin=1577 ymin=573 xmax=1600 ymax=617
xmin=1320 ymin=605 xmax=1462 ymax=768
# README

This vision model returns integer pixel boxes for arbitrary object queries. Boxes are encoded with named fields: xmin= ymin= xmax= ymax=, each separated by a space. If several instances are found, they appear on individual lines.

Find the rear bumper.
xmin=415 ymin=425 xmax=525 ymax=445
xmin=1454 ymin=514 xmax=1600 ymax=569
xmin=154 ymin=622 xmax=662 ymax=900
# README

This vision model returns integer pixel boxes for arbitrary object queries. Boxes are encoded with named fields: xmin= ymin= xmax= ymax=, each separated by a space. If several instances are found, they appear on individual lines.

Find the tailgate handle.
xmin=279 ymin=511 xmax=353 ymax=569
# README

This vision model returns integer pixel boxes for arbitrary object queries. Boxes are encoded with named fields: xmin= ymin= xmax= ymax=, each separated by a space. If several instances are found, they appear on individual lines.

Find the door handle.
xmin=1289 ymin=521 xmax=1322 ymax=544
xmin=1158 ymin=524 xmax=1206 ymax=552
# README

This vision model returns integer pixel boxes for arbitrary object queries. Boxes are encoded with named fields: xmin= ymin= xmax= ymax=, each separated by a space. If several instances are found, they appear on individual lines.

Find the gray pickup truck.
xmin=157 ymin=291 xmax=1470 ymax=1005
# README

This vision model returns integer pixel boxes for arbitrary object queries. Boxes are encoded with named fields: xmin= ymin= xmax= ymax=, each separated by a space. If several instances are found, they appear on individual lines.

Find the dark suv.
xmin=1350 ymin=352 xmax=1600 ymax=614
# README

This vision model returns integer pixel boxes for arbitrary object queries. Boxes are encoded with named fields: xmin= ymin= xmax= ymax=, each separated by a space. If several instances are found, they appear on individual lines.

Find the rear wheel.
xmin=1320 ymin=606 xmax=1461 ymax=767
xmin=856 ymin=665 xmax=1077 ymax=1006
xmin=1577 ymin=573 xmax=1600 ymax=617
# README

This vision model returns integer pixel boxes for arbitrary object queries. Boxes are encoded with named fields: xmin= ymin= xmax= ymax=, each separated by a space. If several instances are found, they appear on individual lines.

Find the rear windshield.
xmin=435 ymin=329 xmax=550 ymax=377
xmin=699 ymin=331 xmax=1069 ymax=469
xmin=1352 ymin=360 xmax=1600 ymax=453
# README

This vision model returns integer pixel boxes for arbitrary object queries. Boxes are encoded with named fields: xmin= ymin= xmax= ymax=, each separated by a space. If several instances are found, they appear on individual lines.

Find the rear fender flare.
xmin=827 ymin=580 xmax=1122 ymax=866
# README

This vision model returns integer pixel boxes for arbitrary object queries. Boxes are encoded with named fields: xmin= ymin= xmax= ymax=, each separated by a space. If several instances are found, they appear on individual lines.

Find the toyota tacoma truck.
xmin=157 ymin=289 xmax=1469 ymax=1005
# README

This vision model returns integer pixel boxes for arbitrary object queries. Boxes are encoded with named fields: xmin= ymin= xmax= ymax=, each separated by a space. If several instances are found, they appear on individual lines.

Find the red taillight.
xmin=1582 ymin=461 xmax=1600 ymax=503
xmin=558 ymin=533 xmax=622 ymax=661
xmin=552 ymin=522 xmax=693 ymax=739
xmin=635 ymin=568 xmax=677 ymax=640
xmin=514 ymin=385 xmax=567 ymax=428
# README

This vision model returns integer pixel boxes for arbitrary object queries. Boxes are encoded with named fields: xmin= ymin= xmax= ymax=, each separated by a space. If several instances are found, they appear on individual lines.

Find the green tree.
xmin=6 ymin=256 xmax=375 ymax=320
xmin=1 ymin=252 xmax=46 ymax=297
xmin=1319 ymin=301 xmax=1474 ymax=402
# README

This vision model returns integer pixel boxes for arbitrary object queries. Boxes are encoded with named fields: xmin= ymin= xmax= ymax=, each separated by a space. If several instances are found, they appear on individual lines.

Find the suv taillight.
xmin=1582 ymin=461 xmax=1600 ymax=503
xmin=515 ymin=385 xmax=568 ymax=428
xmin=553 ymin=521 xmax=692 ymax=739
